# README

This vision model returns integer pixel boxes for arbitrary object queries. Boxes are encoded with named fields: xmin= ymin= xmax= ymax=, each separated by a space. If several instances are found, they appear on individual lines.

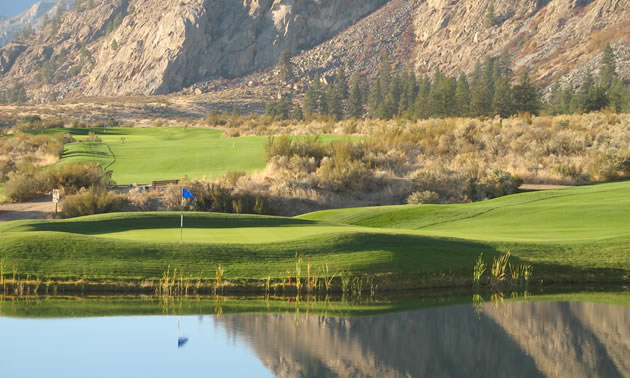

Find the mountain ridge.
xmin=0 ymin=0 xmax=628 ymax=103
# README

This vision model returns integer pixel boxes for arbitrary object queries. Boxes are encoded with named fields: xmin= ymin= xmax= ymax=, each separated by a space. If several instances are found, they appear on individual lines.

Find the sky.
xmin=0 ymin=0 xmax=45 ymax=18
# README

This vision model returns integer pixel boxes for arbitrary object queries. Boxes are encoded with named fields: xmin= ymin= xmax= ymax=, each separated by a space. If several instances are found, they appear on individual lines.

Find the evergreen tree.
xmin=512 ymin=70 xmax=540 ymax=115
xmin=367 ymin=79 xmax=383 ymax=118
xmin=599 ymin=43 xmax=617 ymax=89
xmin=88 ymin=0 xmax=94 ymax=9
xmin=278 ymin=50 xmax=293 ymax=83
xmin=21 ymin=24 xmax=34 ymax=39
xmin=377 ymin=55 xmax=393 ymax=96
xmin=497 ymin=48 xmax=513 ymax=80
xmin=608 ymin=78 xmax=626 ymax=113
xmin=347 ymin=72 xmax=364 ymax=118
xmin=335 ymin=67 xmax=348 ymax=100
xmin=303 ymin=87 xmax=317 ymax=117
xmin=484 ymin=56 xmax=496 ymax=102
xmin=493 ymin=76 xmax=512 ymax=118
xmin=430 ymin=70 xmax=456 ymax=118
xmin=547 ymin=81 xmax=562 ymax=115
xmin=290 ymin=103 xmax=304 ymax=121
xmin=386 ymin=72 xmax=404 ymax=117
xmin=470 ymin=61 xmax=491 ymax=116
xmin=455 ymin=73 xmax=470 ymax=117
xmin=485 ymin=4 xmax=496 ymax=28
xmin=399 ymin=71 xmax=418 ymax=115
xmin=560 ymin=86 xmax=575 ymax=115
xmin=414 ymin=75 xmax=432 ymax=119
xmin=326 ymin=85 xmax=343 ymax=120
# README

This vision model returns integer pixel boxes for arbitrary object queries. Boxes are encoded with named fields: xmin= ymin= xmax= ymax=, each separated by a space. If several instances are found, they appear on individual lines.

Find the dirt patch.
xmin=0 ymin=196 xmax=55 ymax=222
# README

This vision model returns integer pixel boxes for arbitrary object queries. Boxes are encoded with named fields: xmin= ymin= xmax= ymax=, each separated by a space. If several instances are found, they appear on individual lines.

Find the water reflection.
xmin=0 ymin=295 xmax=629 ymax=377
xmin=217 ymin=300 xmax=630 ymax=377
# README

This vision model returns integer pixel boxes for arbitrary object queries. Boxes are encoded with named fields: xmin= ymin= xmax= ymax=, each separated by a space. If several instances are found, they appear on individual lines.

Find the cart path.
xmin=0 ymin=197 xmax=55 ymax=223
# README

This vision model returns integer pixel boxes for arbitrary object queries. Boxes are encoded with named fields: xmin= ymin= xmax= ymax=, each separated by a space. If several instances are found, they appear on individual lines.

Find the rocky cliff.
xmin=0 ymin=0 xmax=628 ymax=102
xmin=0 ymin=1 xmax=57 ymax=47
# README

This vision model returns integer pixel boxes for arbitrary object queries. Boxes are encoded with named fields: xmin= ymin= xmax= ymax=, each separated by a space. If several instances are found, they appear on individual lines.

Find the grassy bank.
xmin=30 ymin=127 xmax=347 ymax=185
xmin=2 ymin=289 xmax=628 ymax=319
xmin=1 ymin=181 xmax=629 ymax=291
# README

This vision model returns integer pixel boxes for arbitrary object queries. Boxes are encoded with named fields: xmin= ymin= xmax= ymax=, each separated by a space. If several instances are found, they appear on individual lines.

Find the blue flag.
xmin=182 ymin=188 xmax=194 ymax=199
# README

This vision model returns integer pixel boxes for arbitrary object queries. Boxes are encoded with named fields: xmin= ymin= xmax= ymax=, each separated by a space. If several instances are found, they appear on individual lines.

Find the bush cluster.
xmin=61 ymin=187 xmax=128 ymax=218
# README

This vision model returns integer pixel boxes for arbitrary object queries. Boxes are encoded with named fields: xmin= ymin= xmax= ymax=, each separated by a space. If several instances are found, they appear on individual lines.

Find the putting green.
xmin=30 ymin=128 xmax=348 ymax=185
xmin=1 ymin=182 xmax=629 ymax=284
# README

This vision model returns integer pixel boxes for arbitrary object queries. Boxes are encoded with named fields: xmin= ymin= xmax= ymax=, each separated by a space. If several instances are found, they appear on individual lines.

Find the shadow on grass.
xmin=18 ymin=213 xmax=324 ymax=234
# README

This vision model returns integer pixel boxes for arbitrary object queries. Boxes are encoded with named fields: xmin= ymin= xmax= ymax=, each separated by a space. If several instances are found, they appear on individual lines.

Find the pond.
xmin=1 ymin=289 xmax=629 ymax=377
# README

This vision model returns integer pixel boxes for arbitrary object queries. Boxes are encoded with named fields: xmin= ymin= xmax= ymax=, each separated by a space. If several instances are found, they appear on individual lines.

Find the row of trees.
xmin=268 ymin=45 xmax=629 ymax=121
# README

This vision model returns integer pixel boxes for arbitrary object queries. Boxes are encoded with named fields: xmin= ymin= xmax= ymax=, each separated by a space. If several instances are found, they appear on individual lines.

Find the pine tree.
xmin=470 ymin=61 xmax=491 ymax=116
xmin=377 ymin=55 xmax=393 ymax=96
xmin=290 ymin=103 xmax=304 ymax=121
xmin=399 ymin=72 xmax=418 ymax=116
xmin=278 ymin=50 xmax=293 ymax=83
xmin=547 ymin=81 xmax=562 ymax=115
xmin=455 ymin=73 xmax=470 ymax=117
xmin=493 ymin=76 xmax=512 ymax=118
xmin=367 ymin=79 xmax=383 ymax=118
xmin=498 ymin=48 xmax=513 ymax=80
xmin=303 ymin=87 xmax=317 ymax=117
xmin=347 ymin=72 xmax=364 ymax=118
xmin=326 ymin=85 xmax=343 ymax=120
xmin=512 ymin=70 xmax=540 ymax=115
xmin=335 ymin=67 xmax=348 ymax=100
xmin=485 ymin=4 xmax=496 ymax=28
xmin=484 ymin=56 xmax=496 ymax=102
xmin=414 ymin=76 xmax=431 ymax=119
xmin=599 ymin=43 xmax=617 ymax=89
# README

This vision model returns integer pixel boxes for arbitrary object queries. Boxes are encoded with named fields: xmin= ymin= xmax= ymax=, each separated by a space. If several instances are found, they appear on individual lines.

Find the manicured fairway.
xmin=1 ymin=181 xmax=629 ymax=286
xmin=32 ymin=128 xmax=347 ymax=185
xmin=299 ymin=181 xmax=630 ymax=243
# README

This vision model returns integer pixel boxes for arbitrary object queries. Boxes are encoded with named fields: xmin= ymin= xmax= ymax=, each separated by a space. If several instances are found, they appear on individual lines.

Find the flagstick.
xmin=180 ymin=196 xmax=184 ymax=243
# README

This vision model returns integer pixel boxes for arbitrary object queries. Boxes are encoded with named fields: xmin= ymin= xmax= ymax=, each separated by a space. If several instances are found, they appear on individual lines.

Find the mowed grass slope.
xmin=1 ymin=182 xmax=629 ymax=286
xmin=299 ymin=181 xmax=630 ymax=243
xmin=32 ymin=128 xmax=346 ymax=185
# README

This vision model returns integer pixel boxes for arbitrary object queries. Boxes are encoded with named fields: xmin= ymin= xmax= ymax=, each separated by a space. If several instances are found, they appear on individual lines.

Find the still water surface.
xmin=1 ymin=292 xmax=629 ymax=377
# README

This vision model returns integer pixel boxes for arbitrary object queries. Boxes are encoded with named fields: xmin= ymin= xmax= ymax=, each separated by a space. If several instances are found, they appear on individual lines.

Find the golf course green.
xmin=32 ymin=127 xmax=347 ymax=185
xmin=1 ymin=181 xmax=629 ymax=288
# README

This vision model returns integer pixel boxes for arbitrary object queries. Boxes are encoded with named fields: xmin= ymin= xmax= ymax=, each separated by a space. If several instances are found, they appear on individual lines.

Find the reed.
xmin=340 ymin=271 xmax=351 ymax=295
xmin=306 ymin=257 xmax=318 ymax=294
xmin=215 ymin=264 xmax=225 ymax=295
xmin=295 ymin=254 xmax=303 ymax=294
xmin=351 ymin=276 xmax=364 ymax=298
xmin=520 ymin=263 xmax=534 ymax=286
xmin=319 ymin=262 xmax=337 ymax=294
xmin=490 ymin=252 xmax=511 ymax=287
xmin=473 ymin=253 xmax=486 ymax=288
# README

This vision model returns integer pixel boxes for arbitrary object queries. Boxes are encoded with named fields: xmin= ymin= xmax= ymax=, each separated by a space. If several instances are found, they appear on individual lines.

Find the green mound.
xmin=1 ymin=182 xmax=629 ymax=287
xmin=299 ymin=181 xmax=630 ymax=243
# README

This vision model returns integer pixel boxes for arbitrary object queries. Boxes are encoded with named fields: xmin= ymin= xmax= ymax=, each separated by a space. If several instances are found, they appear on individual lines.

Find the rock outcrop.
xmin=0 ymin=0 xmax=628 ymax=102
xmin=0 ymin=1 xmax=57 ymax=47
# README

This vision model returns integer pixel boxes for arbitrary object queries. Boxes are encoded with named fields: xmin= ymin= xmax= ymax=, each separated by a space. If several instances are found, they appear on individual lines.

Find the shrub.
xmin=479 ymin=170 xmax=523 ymax=199
xmin=48 ymin=162 xmax=113 ymax=194
xmin=0 ymin=159 xmax=16 ymax=181
xmin=61 ymin=187 xmax=128 ymax=218
xmin=4 ymin=170 xmax=47 ymax=202
xmin=407 ymin=191 xmax=440 ymax=204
